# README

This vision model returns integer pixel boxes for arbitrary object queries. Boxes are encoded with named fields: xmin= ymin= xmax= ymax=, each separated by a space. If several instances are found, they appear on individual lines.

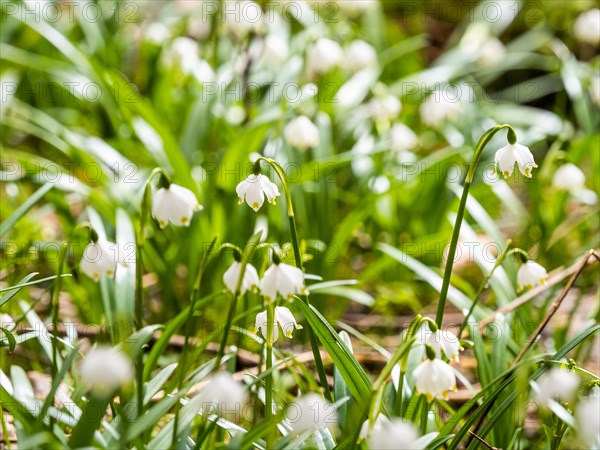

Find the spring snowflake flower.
xmin=223 ymin=261 xmax=259 ymax=295
xmin=343 ymin=40 xmax=377 ymax=72
xmin=236 ymin=173 xmax=280 ymax=211
xmin=413 ymin=358 xmax=457 ymax=401
xmin=284 ymin=115 xmax=320 ymax=151
xmin=224 ymin=1 xmax=263 ymax=39
xmin=261 ymin=34 xmax=289 ymax=63
xmin=80 ymin=240 xmax=118 ymax=282
xmin=552 ymin=163 xmax=586 ymax=192
xmin=573 ymin=9 xmax=600 ymax=46
xmin=307 ymin=38 xmax=343 ymax=75
xmin=368 ymin=95 xmax=402 ymax=122
xmin=80 ymin=347 xmax=133 ymax=398
xmin=416 ymin=323 xmax=462 ymax=362
xmin=390 ymin=123 xmax=418 ymax=153
xmin=575 ymin=395 xmax=600 ymax=447
xmin=193 ymin=372 xmax=247 ymax=415
xmin=285 ymin=393 xmax=337 ymax=434
xmin=532 ymin=367 xmax=579 ymax=406
xmin=260 ymin=262 xmax=307 ymax=300
xmin=517 ymin=260 xmax=548 ymax=291
xmin=367 ymin=418 xmax=420 ymax=450
xmin=255 ymin=306 xmax=302 ymax=343
xmin=494 ymin=143 xmax=537 ymax=178
xmin=152 ymin=183 xmax=202 ymax=228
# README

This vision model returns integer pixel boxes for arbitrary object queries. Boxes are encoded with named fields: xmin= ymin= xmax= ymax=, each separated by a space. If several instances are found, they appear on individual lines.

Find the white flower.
xmin=412 ymin=358 xmax=456 ymax=400
xmin=236 ymin=174 xmax=280 ymax=211
xmin=533 ymin=367 xmax=579 ymax=406
xmin=477 ymin=37 xmax=507 ymax=67
xmin=367 ymin=418 xmax=420 ymax=450
xmin=307 ymin=38 xmax=343 ymax=75
xmin=0 ymin=314 xmax=15 ymax=332
xmin=224 ymin=1 xmax=263 ymax=38
xmin=261 ymin=34 xmax=289 ymax=63
xmin=517 ymin=261 xmax=548 ymax=291
xmin=390 ymin=123 xmax=418 ymax=152
xmin=80 ymin=240 xmax=118 ymax=281
xmin=419 ymin=89 xmax=465 ymax=126
xmin=260 ymin=262 xmax=307 ymax=300
xmin=494 ymin=143 xmax=537 ymax=178
xmin=193 ymin=372 xmax=247 ymax=416
xmin=152 ymin=183 xmax=203 ymax=228
xmin=343 ymin=40 xmax=377 ymax=72
xmin=80 ymin=347 xmax=133 ymax=398
xmin=574 ymin=9 xmax=600 ymax=46
xmin=427 ymin=329 xmax=462 ymax=363
xmin=255 ymin=306 xmax=302 ymax=343
xmin=285 ymin=393 xmax=337 ymax=434
xmin=368 ymin=95 xmax=402 ymax=122
xmin=552 ymin=163 xmax=586 ymax=192
xmin=223 ymin=261 xmax=259 ymax=294
xmin=284 ymin=116 xmax=320 ymax=151
xmin=575 ymin=395 xmax=600 ymax=447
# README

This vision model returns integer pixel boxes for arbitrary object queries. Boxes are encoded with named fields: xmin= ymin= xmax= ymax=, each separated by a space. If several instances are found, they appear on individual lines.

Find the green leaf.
xmin=296 ymin=301 xmax=372 ymax=404
xmin=0 ymin=183 xmax=53 ymax=237
xmin=115 ymin=208 xmax=136 ymax=324
xmin=0 ymin=327 xmax=16 ymax=352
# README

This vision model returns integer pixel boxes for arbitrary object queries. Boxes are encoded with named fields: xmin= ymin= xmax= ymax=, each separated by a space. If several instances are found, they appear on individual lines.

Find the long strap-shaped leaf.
xmin=296 ymin=301 xmax=372 ymax=404
xmin=0 ymin=183 xmax=53 ymax=237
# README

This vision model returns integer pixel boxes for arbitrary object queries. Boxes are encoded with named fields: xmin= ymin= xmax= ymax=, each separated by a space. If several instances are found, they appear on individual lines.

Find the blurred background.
xmin=1 ymin=0 xmax=599 ymax=366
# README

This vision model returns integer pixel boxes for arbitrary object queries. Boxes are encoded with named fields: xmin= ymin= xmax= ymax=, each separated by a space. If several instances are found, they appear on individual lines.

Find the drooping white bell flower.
xmin=152 ymin=183 xmax=202 ymax=228
xmin=80 ymin=240 xmax=118 ymax=282
xmin=224 ymin=1 xmax=263 ymax=39
xmin=573 ymin=9 xmax=600 ymax=46
xmin=223 ymin=261 xmax=259 ymax=295
xmin=552 ymin=163 xmax=586 ymax=192
xmin=575 ymin=395 xmax=600 ymax=447
xmin=236 ymin=173 xmax=280 ymax=211
xmin=193 ymin=372 xmax=247 ymax=416
xmin=532 ymin=367 xmax=579 ymax=406
xmin=390 ymin=123 xmax=418 ymax=153
xmin=427 ymin=329 xmax=462 ymax=362
xmin=517 ymin=260 xmax=548 ymax=291
xmin=494 ymin=143 xmax=537 ymax=178
xmin=285 ymin=393 xmax=337 ymax=434
xmin=260 ymin=262 xmax=307 ymax=300
xmin=343 ymin=40 xmax=377 ymax=72
xmin=284 ymin=115 xmax=320 ymax=151
xmin=255 ymin=306 xmax=303 ymax=343
xmin=261 ymin=34 xmax=289 ymax=64
xmin=412 ymin=358 xmax=457 ymax=400
xmin=306 ymin=38 xmax=343 ymax=75
xmin=367 ymin=418 xmax=420 ymax=450
xmin=359 ymin=414 xmax=391 ymax=441
xmin=368 ymin=95 xmax=402 ymax=122
xmin=80 ymin=346 xmax=133 ymax=398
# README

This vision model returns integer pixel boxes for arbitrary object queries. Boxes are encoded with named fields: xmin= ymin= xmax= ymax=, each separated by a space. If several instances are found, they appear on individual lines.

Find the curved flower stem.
xmin=457 ymin=240 xmax=513 ymax=338
xmin=135 ymin=167 xmax=164 ymax=419
xmin=257 ymin=157 xmax=332 ymax=401
xmin=435 ymin=125 xmax=517 ymax=328
xmin=214 ymin=241 xmax=272 ymax=371
xmin=265 ymin=302 xmax=275 ymax=448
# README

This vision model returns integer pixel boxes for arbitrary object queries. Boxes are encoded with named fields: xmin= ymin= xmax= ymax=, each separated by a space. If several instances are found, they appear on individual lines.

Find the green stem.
xmin=457 ymin=240 xmax=513 ymax=337
xmin=50 ymin=243 xmax=68 ymax=379
xmin=393 ymin=371 xmax=405 ymax=416
xmin=258 ymin=157 xmax=332 ymax=401
xmin=265 ymin=302 xmax=275 ymax=448
xmin=420 ymin=397 xmax=430 ymax=435
xmin=435 ymin=125 xmax=516 ymax=328
xmin=135 ymin=168 xmax=163 ymax=420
